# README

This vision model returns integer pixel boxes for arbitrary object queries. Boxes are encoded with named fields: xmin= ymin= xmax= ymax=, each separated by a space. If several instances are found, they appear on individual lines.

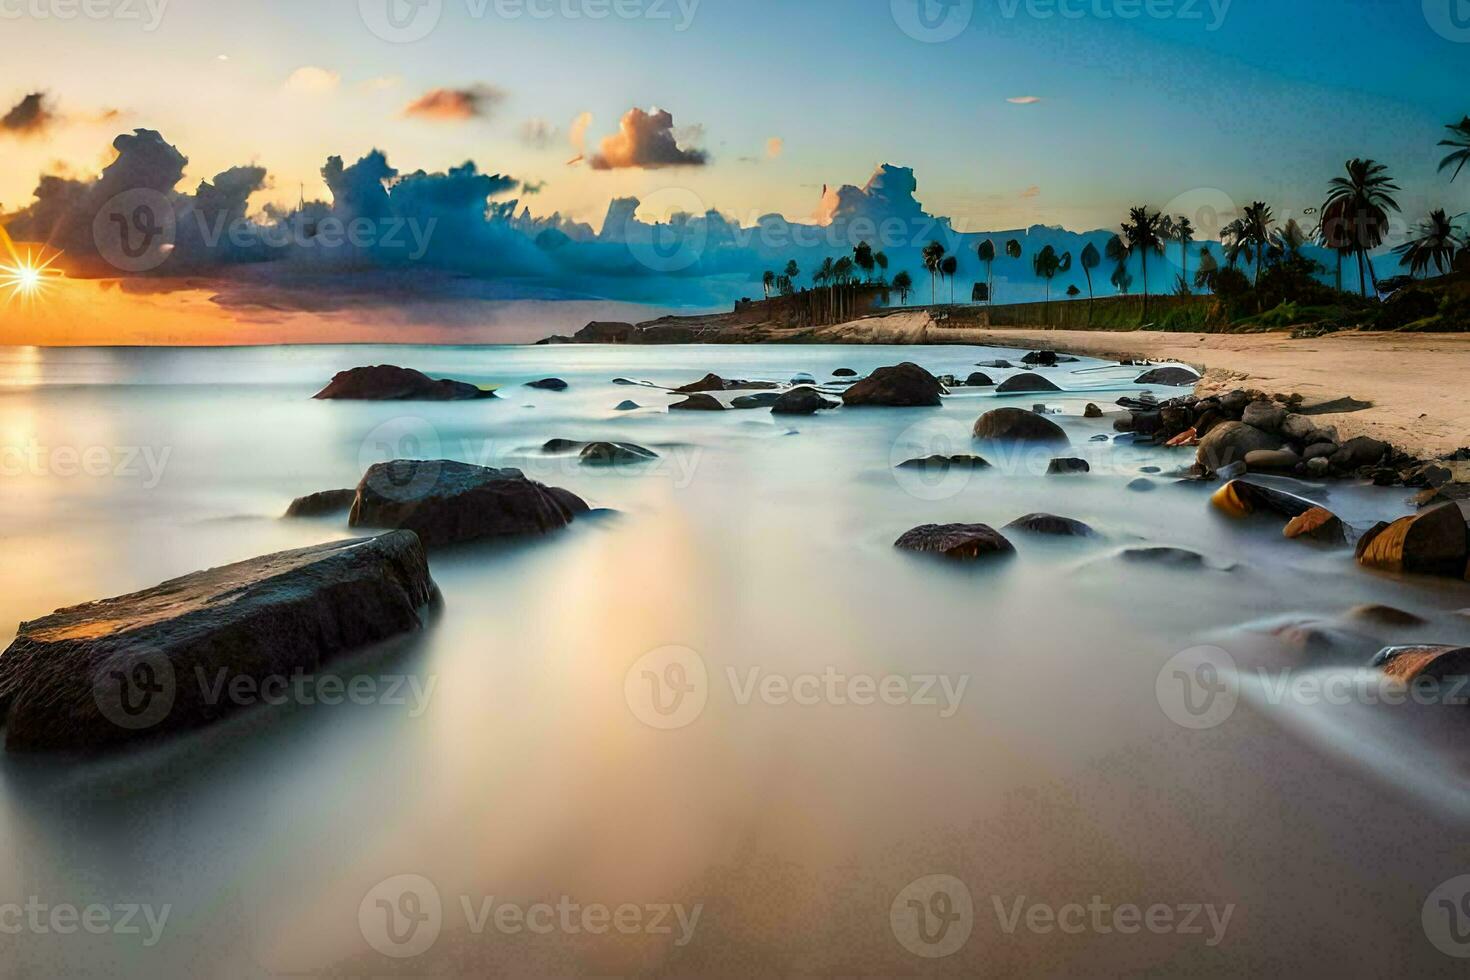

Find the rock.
xmin=832 ymin=368 xmax=858 ymax=378
xmin=1196 ymin=421 xmax=1284 ymax=471
xmin=284 ymin=489 xmax=356 ymax=518
xmin=1282 ymin=414 xmax=1337 ymax=445
xmin=1241 ymin=400 xmax=1287 ymax=433
xmin=1219 ymin=390 xmax=1251 ymax=415
xmin=1306 ymin=458 xmax=1331 ymax=477
xmin=1022 ymin=351 xmax=1059 ymax=367
xmin=997 ymin=372 xmax=1062 ymax=394
xmin=1084 ymin=404 xmax=1104 ymax=419
xmin=771 ymin=387 xmax=839 ymax=416
xmin=1090 ymin=434 xmax=1110 ymax=443
xmin=542 ymin=438 xmax=584 ymax=453
xmin=580 ymin=443 xmax=658 ymax=466
xmin=977 ymin=360 xmax=1015 ymax=369
xmin=1127 ymin=478 xmax=1157 ymax=492
xmin=1047 ymin=457 xmax=1091 ymax=475
xmin=612 ymin=378 xmax=638 ymax=385
xmin=1348 ymin=604 xmax=1427 ymax=627
xmin=840 ymin=363 xmax=945 ymax=407
xmin=0 ymin=532 xmax=436 ymax=751
xmin=1005 ymin=513 xmax=1096 ymax=537
xmin=1245 ymin=448 xmax=1302 ymax=472
xmin=526 ymin=378 xmax=568 ymax=391
xmin=1355 ymin=502 xmax=1469 ymax=578
xmin=1303 ymin=442 xmax=1338 ymax=461
xmin=1331 ymin=436 xmax=1391 ymax=472
xmin=1119 ymin=546 xmax=1206 ymax=567
xmin=1133 ymin=366 xmax=1200 ymax=386
xmin=936 ymin=375 xmax=959 ymax=388
xmin=350 ymin=461 xmax=587 ymax=548
xmin=1216 ymin=461 xmax=1248 ymax=481
xmin=313 ymin=365 xmax=494 ymax=401
xmin=676 ymin=373 xmax=731 ymax=394
xmin=614 ymin=400 xmax=641 ymax=411
xmin=1371 ymin=645 xmax=1470 ymax=684
xmin=1194 ymin=410 xmax=1225 ymax=438
xmin=1246 ymin=617 xmax=1376 ymax=659
xmin=896 ymin=454 xmax=991 ymax=472
xmin=965 ymin=372 xmax=996 ymax=387
xmin=1284 ymin=507 xmax=1347 ymax=544
xmin=973 ymin=408 xmax=1069 ymax=445
xmin=669 ymin=394 xmax=725 ymax=411
xmin=1140 ymin=466 xmax=1162 ymax=475
xmin=576 ymin=321 xmax=635 ymax=343
xmin=790 ymin=372 xmax=817 ymax=385
xmin=1211 ymin=480 xmax=1318 ymax=520
xmin=894 ymin=524 xmax=1015 ymax=561
xmin=731 ymin=392 xmax=783 ymax=409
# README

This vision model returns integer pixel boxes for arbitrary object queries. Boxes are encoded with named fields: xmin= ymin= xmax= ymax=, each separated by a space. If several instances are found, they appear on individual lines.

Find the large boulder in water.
xmin=350 ymin=460 xmax=588 ymax=548
xmin=669 ymin=394 xmax=725 ymax=411
xmin=1005 ymin=513 xmax=1097 ymax=538
xmin=1210 ymin=480 xmax=1317 ymax=520
xmin=895 ymin=524 xmax=1015 ymax=561
xmin=973 ymin=408 xmax=1068 ymax=445
xmin=1372 ymin=645 xmax=1470 ymax=684
xmin=841 ymin=363 xmax=944 ymax=407
xmin=0 ymin=532 xmax=436 ymax=752
xmin=997 ymin=372 xmax=1062 ymax=394
xmin=771 ymin=387 xmax=839 ymax=416
xmin=1196 ymin=421 xmax=1282 ymax=471
xmin=1355 ymin=503 xmax=1469 ymax=578
xmin=1134 ymin=366 xmax=1200 ymax=386
xmin=313 ymin=365 xmax=493 ymax=401
xmin=284 ymin=488 xmax=357 ymax=518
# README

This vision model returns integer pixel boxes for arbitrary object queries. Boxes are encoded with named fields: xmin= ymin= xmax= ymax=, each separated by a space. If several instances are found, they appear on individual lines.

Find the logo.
xmin=93 ymin=651 xmax=176 ymax=732
xmin=1426 ymin=0 xmax=1470 ymax=42
xmin=890 ymin=874 xmax=974 ymax=958
xmin=624 ymin=188 xmax=709 ymax=273
xmin=1424 ymin=876 xmax=1470 ymax=957
xmin=624 ymin=646 xmax=708 ymax=730
xmin=1156 ymin=645 xmax=1238 ymax=730
xmin=891 ymin=0 xmax=974 ymax=43
xmin=359 ymin=874 xmax=443 ymax=958
xmin=358 ymin=417 xmax=444 ymax=503
xmin=360 ymin=0 xmax=443 ymax=42
xmin=92 ymin=189 xmax=176 ymax=273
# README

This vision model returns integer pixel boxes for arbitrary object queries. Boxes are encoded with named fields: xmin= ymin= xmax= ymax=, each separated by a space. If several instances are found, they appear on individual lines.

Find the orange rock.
xmin=1355 ymin=502 xmax=1469 ymax=578
xmin=1284 ymin=507 xmax=1346 ymax=544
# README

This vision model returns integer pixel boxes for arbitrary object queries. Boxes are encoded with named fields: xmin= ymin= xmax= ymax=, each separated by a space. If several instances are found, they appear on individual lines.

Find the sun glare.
xmin=0 ymin=246 xmax=63 ymax=303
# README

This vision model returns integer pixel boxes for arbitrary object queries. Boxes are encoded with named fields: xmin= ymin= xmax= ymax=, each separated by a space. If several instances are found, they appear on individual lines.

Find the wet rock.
xmin=542 ymin=438 xmax=584 ymax=453
xmin=1348 ymin=604 xmax=1427 ymax=627
xmin=314 ymin=365 xmax=494 ymax=401
xmin=896 ymin=455 xmax=991 ymax=472
xmin=669 ymin=394 xmax=726 ymax=411
xmin=284 ymin=489 xmax=356 ymax=518
xmin=1248 ymin=617 xmax=1376 ymax=659
xmin=790 ymin=372 xmax=817 ymax=385
xmin=1084 ymin=404 xmax=1103 ymax=419
xmin=965 ymin=372 xmax=996 ymax=387
xmin=1245 ymin=448 xmax=1302 ymax=473
xmin=1211 ymin=480 xmax=1317 ymax=520
xmin=1127 ymin=478 xmax=1157 ymax=492
xmin=526 ymin=378 xmax=568 ymax=391
xmin=1284 ymin=507 xmax=1346 ymax=544
xmin=1306 ymin=457 xmax=1331 ymax=477
xmin=832 ymin=368 xmax=858 ymax=378
xmin=1022 ymin=351 xmax=1060 ymax=367
xmin=1216 ymin=461 xmax=1247 ymax=481
xmin=771 ymin=387 xmax=839 ymax=416
xmin=1133 ymin=366 xmax=1200 ymax=386
xmin=1119 ymin=546 xmax=1206 ymax=567
xmin=1302 ymin=442 xmax=1338 ymax=461
xmin=350 ymin=460 xmax=587 ymax=548
xmin=1047 ymin=457 xmax=1091 ymax=475
xmin=841 ymin=363 xmax=945 ymax=407
xmin=1330 ymin=436 xmax=1390 ymax=472
xmin=0 ymin=532 xmax=436 ymax=752
xmin=973 ymin=408 xmax=1068 ymax=445
xmin=1196 ymin=421 xmax=1284 ymax=471
xmin=977 ymin=360 xmax=1015 ymax=369
xmin=1005 ymin=513 xmax=1096 ymax=537
xmin=997 ymin=372 xmax=1062 ymax=394
xmin=614 ymin=400 xmax=641 ymax=411
xmin=676 ymin=374 xmax=730 ymax=393
xmin=894 ymin=524 xmax=1015 ymax=561
xmin=1355 ymin=502 xmax=1469 ymax=578
xmin=1241 ymin=400 xmax=1287 ymax=433
xmin=1371 ymin=645 xmax=1470 ymax=684
xmin=612 ymin=378 xmax=638 ymax=385
xmin=1282 ymin=414 xmax=1337 ymax=445
xmin=580 ymin=443 xmax=659 ymax=466
xmin=731 ymin=392 xmax=783 ymax=409
xmin=1219 ymin=390 xmax=1251 ymax=414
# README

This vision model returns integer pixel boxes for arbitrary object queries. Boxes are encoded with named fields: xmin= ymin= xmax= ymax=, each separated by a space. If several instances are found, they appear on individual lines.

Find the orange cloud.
xmin=588 ymin=108 xmax=707 ymax=170
xmin=403 ymin=85 xmax=505 ymax=122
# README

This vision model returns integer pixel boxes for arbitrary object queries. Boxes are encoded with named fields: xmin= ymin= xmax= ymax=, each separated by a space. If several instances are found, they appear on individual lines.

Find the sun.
xmin=0 ymin=246 xmax=64 ymax=303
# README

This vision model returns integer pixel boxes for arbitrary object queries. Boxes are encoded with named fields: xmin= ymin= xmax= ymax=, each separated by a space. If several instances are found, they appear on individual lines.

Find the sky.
xmin=1 ymin=0 xmax=1468 ymax=342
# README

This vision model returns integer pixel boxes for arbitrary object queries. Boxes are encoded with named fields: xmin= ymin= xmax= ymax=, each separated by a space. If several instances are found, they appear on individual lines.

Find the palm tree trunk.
xmin=1356 ymin=249 xmax=1367 ymax=297
xmin=1335 ymin=252 xmax=1343 ymax=293
xmin=1141 ymin=252 xmax=1149 ymax=322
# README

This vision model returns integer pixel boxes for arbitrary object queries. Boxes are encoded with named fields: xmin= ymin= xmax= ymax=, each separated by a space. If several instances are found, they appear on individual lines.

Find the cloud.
xmin=1006 ymin=96 xmax=1042 ymax=105
xmin=403 ymin=85 xmax=505 ymax=122
xmin=518 ymin=118 xmax=558 ymax=149
xmin=362 ymin=75 xmax=402 ymax=92
xmin=766 ymin=137 xmax=784 ymax=159
xmin=588 ymin=108 xmax=708 ymax=170
xmin=285 ymin=67 xmax=341 ymax=94
xmin=1019 ymin=185 xmax=1040 ymax=198
xmin=521 ymin=179 xmax=547 ymax=195
xmin=1 ymin=93 xmax=56 ymax=138
xmin=566 ymin=111 xmax=593 ymax=165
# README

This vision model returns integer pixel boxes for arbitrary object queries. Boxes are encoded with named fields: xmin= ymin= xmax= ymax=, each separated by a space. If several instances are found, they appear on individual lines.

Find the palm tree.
xmin=814 ymin=257 xmax=835 ymax=321
xmin=762 ymin=270 xmax=776 ymax=299
xmin=1079 ymin=241 xmax=1101 ymax=320
xmin=1324 ymin=159 xmax=1400 ymax=297
xmin=1172 ymin=215 xmax=1195 ymax=285
xmin=1194 ymin=247 xmax=1219 ymax=293
xmin=853 ymin=241 xmax=875 ymax=282
xmin=875 ymin=251 xmax=889 ymax=282
xmin=1033 ymin=244 xmax=1062 ymax=311
xmin=1272 ymin=218 xmax=1307 ymax=260
xmin=1110 ymin=260 xmax=1133 ymax=295
xmin=1120 ymin=206 xmax=1167 ymax=320
xmin=1317 ymin=198 xmax=1354 ymax=292
xmin=940 ymin=254 xmax=959 ymax=303
xmin=1221 ymin=202 xmax=1274 ymax=286
xmin=1439 ymin=116 xmax=1470 ymax=182
xmin=977 ymin=239 xmax=995 ymax=304
xmin=784 ymin=259 xmax=800 ymax=286
xmin=833 ymin=256 xmax=855 ymax=320
xmin=1395 ymin=209 xmax=1463 ymax=278
xmin=922 ymin=241 xmax=946 ymax=305
xmin=892 ymin=270 xmax=914 ymax=304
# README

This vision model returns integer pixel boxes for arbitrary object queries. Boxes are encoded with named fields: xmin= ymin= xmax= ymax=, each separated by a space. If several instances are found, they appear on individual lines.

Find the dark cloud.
xmin=588 ymin=108 xmax=708 ymax=170
xmin=1 ymin=93 xmax=55 ymax=138
xmin=402 ymin=85 xmax=505 ymax=122
xmin=517 ymin=118 xmax=558 ymax=149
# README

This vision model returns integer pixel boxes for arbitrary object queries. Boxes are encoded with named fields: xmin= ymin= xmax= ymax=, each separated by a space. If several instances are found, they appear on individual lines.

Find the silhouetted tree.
xmin=1324 ymin=159 xmax=1400 ymax=296
xmin=922 ymin=241 xmax=947 ymax=305
xmin=1120 ymin=206 xmax=1168 ymax=320
xmin=1439 ymin=116 xmax=1470 ymax=182
xmin=941 ymin=254 xmax=959 ymax=303
xmin=762 ymin=270 xmax=776 ymax=299
xmin=1395 ymin=209 xmax=1463 ymax=277
xmin=893 ymin=270 xmax=914 ymax=304
xmin=977 ymin=239 xmax=995 ymax=304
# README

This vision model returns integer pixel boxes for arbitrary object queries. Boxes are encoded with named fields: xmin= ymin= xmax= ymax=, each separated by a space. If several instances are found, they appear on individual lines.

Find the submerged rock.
xmin=284 ymin=489 xmax=356 ymax=518
xmin=1118 ymin=546 xmax=1207 ymax=567
xmin=669 ymin=394 xmax=725 ymax=411
xmin=526 ymin=378 xmax=568 ymax=391
xmin=731 ymin=392 xmax=782 ymax=409
xmin=832 ymin=368 xmax=858 ymax=378
xmin=965 ymin=372 xmax=996 ymax=387
xmin=1210 ymin=480 xmax=1317 ymax=520
xmin=1348 ymin=604 xmax=1428 ymax=627
xmin=1355 ymin=503 xmax=1469 ymax=578
xmin=973 ymin=408 xmax=1068 ymax=444
xmin=1371 ymin=645 xmax=1470 ymax=684
xmin=841 ymin=363 xmax=945 ymax=407
xmin=0 ymin=532 xmax=436 ymax=752
xmin=1284 ymin=507 xmax=1347 ymax=544
xmin=1084 ymin=403 xmax=1104 ymax=419
xmin=896 ymin=454 xmax=990 ymax=471
xmin=542 ymin=438 xmax=584 ymax=453
xmin=1133 ymin=366 xmax=1200 ymax=386
xmin=894 ymin=524 xmax=1015 ymax=561
xmin=997 ymin=372 xmax=1062 ymax=394
xmin=313 ymin=365 xmax=494 ymax=401
xmin=350 ymin=460 xmax=587 ymax=548
xmin=580 ymin=443 xmax=659 ymax=466
xmin=771 ymin=387 xmax=839 ymax=416
xmin=1047 ymin=457 xmax=1091 ymax=475
xmin=1005 ymin=513 xmax=1096 ymax=537
xmin=614 ymin=400 xmax=641 ymax=411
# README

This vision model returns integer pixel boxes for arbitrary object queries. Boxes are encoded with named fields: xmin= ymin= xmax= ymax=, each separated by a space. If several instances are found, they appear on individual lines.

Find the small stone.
xmin=895 ymin=524 xmax=1016 ymax=562
xmin=1005 ymin=513 xmax=1097 ymax=537
xmin=1047 ymin=457 xmax=1091 ymax=475
xmin=1084 ymin=403 xmax=1103 ymax=419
